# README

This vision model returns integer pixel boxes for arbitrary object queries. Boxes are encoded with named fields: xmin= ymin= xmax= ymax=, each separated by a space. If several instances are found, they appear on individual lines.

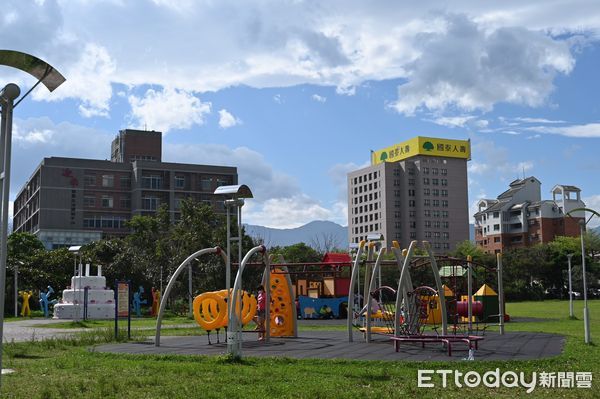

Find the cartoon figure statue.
xmin=39 ymin=286 xmax=57 ymax=318
xmin=150 ymin=287 xmax=161 ymax=317
xmin=19 ymin=290 xmax=33 ymax=317
xmin=132 ymin=286 xmax=147 ymax=317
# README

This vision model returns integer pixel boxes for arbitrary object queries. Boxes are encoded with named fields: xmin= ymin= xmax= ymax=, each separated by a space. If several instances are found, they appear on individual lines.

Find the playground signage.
xmin=117 ymin=282 xmax=129 ymax=317
xmin=371 ymin=136 xmax=471 ymax=165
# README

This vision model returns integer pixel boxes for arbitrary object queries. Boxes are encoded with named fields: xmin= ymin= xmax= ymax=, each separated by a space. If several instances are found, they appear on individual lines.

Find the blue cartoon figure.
xmin=39 ymin=286 xmax=57 ymax=318
xmin=132 ymin=286 xmax=147 ymax=317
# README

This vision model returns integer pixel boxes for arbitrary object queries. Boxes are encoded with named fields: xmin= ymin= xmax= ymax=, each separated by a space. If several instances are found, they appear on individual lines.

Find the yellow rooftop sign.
xmin=371 ymin=136 xmax=471 ymax=165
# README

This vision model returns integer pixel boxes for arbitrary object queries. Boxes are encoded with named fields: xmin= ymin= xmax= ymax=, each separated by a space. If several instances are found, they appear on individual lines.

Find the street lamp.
xmin=0 ymin=50 xmax=65 ymax=380
xmin=567 ymin=207 xmax=599 ymax=345
xmin=213 ymin=184 xmax=253 ymax=293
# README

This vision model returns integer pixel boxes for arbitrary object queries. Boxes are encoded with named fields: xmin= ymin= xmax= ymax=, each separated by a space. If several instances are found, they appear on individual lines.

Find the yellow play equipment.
xmin=422 ymin=285 xmax=454 ymax=325
xmin=19 ymin=290 xmax=33 ymax=317
xmin=268 ymin=267 xmax=295 ymax=337
xmin=192 ymin=289 xmax=257 ymax=331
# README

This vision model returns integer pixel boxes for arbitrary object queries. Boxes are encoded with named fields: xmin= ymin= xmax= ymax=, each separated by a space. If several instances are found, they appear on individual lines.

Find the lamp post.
xmin=0 ymin=50 xmax=65 ymax=381
xmin=567 ymin=253 xmax=574 ymax=319
xmin=579 ymin=220 xmax=590 ymax=344
xmin=566 ymin=207 xmax=598 ymax=345
xmin=13 ymin=261 xmax=23 ymax=318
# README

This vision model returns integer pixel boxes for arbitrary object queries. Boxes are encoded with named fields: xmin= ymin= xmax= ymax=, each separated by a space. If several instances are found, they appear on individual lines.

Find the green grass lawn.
xmin=1 ymin=300 xmax=598 ymax=398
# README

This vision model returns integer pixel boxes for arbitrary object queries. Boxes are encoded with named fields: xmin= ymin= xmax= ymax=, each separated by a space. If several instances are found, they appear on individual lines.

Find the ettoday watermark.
xmin=418 ymin=369 xmax=592 ymax=393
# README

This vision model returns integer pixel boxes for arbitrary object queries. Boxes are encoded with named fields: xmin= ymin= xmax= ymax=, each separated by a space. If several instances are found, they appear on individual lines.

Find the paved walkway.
xmin=93 ymin=330 xmax=565 ymax=362
xmin=2 ymin=319 xmax=84 ymax=343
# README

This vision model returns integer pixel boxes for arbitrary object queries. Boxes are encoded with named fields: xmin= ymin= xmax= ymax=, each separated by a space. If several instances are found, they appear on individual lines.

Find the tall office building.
xmin=13 ymin=129 xmax=237 ymax=249
xmin=474 ymin=177 xmax=585 ymax=253
xmin=347 ymin=136 xmax=471 ymax=252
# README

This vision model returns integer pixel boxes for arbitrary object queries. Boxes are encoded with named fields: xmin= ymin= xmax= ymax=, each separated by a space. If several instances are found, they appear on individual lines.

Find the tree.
xmin=270 ymin=243 xmax=322 ymax=264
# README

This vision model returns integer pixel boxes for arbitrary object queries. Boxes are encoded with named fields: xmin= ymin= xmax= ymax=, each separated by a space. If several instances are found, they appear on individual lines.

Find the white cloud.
xmin=218 ymin=109 xmax=242 ymax=129
xmin=390 ymin=14 xmax=575 ymax=115
xmin=311 ymin=94 xmax=327 ymax=103
xmin=273 ymin=94 xmax=283 ymax=104
xmin=513 ymin=117 xmax=566 ymax=124
xmin=526 ymin=134 xmax=542 ymax=140
xmin=431 ymin=115 xmax=476 ymax=128
xmin=128 ymin=88 xmax=211 ymax=133
xmin=468 ymin=162 xmax=490 ymax=175
xmin=2 ymin=2 xmax=591 ymax=117
xmin=469 ymin=139 xmax=535 ymax=179
xmin=245 ymin=195 xmax=339 ymax=229
xmin=525 ymin=123 xmax=600 ymax=138
xmin=12 ymin=127 xmax=54 ymax=144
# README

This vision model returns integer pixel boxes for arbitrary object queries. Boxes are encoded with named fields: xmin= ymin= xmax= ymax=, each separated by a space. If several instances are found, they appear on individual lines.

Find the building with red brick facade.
xmin=474 ymin=177 xmax=585 ymax=253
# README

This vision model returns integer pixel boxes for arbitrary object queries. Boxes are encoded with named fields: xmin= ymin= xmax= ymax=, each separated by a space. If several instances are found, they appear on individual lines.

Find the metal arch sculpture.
xmin=0 ymin=50 xmax=66 ymax=94
xmin=566 ymin=207 xmax=600 ymax=224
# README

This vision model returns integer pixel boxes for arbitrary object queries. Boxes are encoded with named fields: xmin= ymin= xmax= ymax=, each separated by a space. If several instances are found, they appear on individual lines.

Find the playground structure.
xmin=347 ymin=239 xmax=506 ymax=355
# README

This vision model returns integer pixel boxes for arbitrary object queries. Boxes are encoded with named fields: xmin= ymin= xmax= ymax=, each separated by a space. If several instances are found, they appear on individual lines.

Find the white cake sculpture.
xmin=53 ymin=263 xmax=115 ymax=319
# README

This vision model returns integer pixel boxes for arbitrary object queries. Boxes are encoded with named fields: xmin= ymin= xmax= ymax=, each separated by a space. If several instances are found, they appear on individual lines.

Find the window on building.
xmin=408 ymin=189 xmax=415 ymax=196
xmin=368 ymin=173 xmax=372 ymax=180
xmin=494 ymin=224 xmax=500 ymax=231
xmin=409 ymin=200 xmax=416 ymax=207
xmin=102 ymin=175 xmax=114 ymax=187
xmin=433 ymin=200 xmax=440 ymax=207
xmin=120 ymin=175 xmax=131 ymax=188
xmin=395 ymin=221 xmax=401 ymax=228
xmin=120 ymin=196 xmax=131 ymax=209
xmin=442 ymin=211 xmax=448 ymax=218
xmin=101 ymin=195 xmax=113 ymax=208
xmin=374 ymin=182 xmax=378 ymax=189
xmin=423 ymin=167 xmax=429 ymax=174
xmin=409 ymin=210 xmax=416 ymax=217
xmin=432 ymin=168 xmax=439 ymax=175
xmin=175 ymin=176 xmax=185 ymax=189
xmin=493 ymin=211 xmax=500 ymax=218
xmin=442 ymin=221 xmax=449 ymax=228
xmin=409 ymin=221 xmax=416 ymax=228
xmin=443 ymin=243 xmax=450 ymax=249
xmin=441 ymin=169 xmax=447 ymax=175
xmin=424 ymin=210 xmax=431 ymax=217
xmin=425 ymin=221 xmax=431 ymax=228
xmin=434 ymin=232 xmax=441 ymax=238
xmin=423 ymin=178 xmax=430 ymax=185
xmin=201 ymin=178 xmax=212 ymax=191
xmin=142 ymin=196 xmax=160 ymax=210
xmin=442 ymin=200 xmax=448 ymax=207
xmin=424 ymin=188 xmax=430 ymax=196
xmin=83 ymin=196 xmax=95 ymax=207
xmin=395 ymin=200 xmax=401 ymax=208
xmin=360 ymin=216 xmax=364 ymax=223
xmin=494 ymin=237 xmax=501 ymax=243
xmin=441 ymin=179 xmax=448 ymax=186
xmin=142 ymin=175 xmax=162 ymax=189
xmin=433 ymin=189 xmax=439 ymax=196
xmin=408 ymin=179 xmax=415 ymax=186
xmin=424 ymin=199 xmax=430 ymax=206
xmin=410 ymin=232 xmax=417 ymax=239
xmin=84 ymin=174 xmax=96 ymax=186
xmin=433 ymin=210 xmax=441 ymax=218
xmin=408 ymin=168 xmax=415 ymax=175
xmin=425 ymin=231 xmax=432 ymax=238
xmin=432 ymin=178 xmax=439 ymax=185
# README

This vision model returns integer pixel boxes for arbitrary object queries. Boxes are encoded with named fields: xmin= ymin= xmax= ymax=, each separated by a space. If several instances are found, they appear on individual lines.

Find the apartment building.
xmin=474 ymin=177 xmax=585 ymax=253
xmin=347 ymin=136 xmax=471 ymax=252
xmin=13 ymin=129 xmax=237 ymax=249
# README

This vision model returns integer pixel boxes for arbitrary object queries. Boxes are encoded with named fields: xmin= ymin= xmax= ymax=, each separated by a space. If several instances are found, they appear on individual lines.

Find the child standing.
xmin=256 ymin=285 xmax=266 ymax=341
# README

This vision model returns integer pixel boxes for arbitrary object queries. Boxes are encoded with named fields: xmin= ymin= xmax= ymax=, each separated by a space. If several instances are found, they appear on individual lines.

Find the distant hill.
xmin=245 ymin=220 xmax=348 ymax=250
xmin=593 ymin=226 xmax=600 ymax=235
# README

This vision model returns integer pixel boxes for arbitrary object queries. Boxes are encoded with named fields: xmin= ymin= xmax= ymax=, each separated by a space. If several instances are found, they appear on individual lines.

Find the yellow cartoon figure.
xmin=19 ymin=290 xmax=33 ymax=317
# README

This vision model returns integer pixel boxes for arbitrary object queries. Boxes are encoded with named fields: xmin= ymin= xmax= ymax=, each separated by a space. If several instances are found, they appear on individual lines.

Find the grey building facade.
xmin=348 ymin=137 xmax=470 ymax=253
xmin=13 ymin=129 xmax=237 ymax=249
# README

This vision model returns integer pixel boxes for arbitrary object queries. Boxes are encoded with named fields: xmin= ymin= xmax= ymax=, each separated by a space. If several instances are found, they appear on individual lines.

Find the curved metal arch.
xmin=154 ymin=247 xmax=227 ymax=347
xmin=566 ymin=207 xmax=600 ymax=225
xmin=365 ymin=246 xmax=386 ymax=342
xmin=347 ymin=241 xmax=366 ymax=342
xmin=0 ymin=50 xmax=65 ymax=92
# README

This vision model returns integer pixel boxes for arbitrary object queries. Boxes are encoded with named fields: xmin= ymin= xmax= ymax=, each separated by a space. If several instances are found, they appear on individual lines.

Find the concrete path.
xmin=2 ymin=319 xmax=85 ymax=343
xmin=93 ymin=330 xmax=565 ymax=362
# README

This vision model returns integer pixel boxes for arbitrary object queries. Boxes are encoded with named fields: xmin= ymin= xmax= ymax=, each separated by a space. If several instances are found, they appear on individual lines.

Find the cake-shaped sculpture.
xmin=54 ymin=264 xmax=115 ymax=319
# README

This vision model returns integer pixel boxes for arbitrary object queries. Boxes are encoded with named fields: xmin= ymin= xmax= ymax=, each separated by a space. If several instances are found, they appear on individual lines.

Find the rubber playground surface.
xmin=93 ymin=329 xmax=564 ymax=362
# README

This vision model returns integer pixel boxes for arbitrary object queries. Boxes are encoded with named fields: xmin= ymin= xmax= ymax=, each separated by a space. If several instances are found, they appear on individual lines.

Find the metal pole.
xmin=226 ymin=204 xmax=231 ymax=292
xmin=497 ymin=253 xmax=505 ymax=335
xmin=14 ymin=262 xmax=19 ymax=317
xmin=580 ymin=222 xmax=591 ymax=344
xmin=0 ymin=83 xmax=20 ymax=381
xmin=188 ymin=263 xmax=193 ymax=318
xmin=238 ymin=201 xmax=243 ymax=284
xmin=467 ymin=255 xmax=473 ymax=333
xmin=567 ymin=254 xmax=574 ymax=318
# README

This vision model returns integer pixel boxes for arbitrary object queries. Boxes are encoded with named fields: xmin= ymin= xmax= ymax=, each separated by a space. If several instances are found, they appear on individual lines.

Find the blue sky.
xmin=2 ymin=1 xmax=600 ymax=228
